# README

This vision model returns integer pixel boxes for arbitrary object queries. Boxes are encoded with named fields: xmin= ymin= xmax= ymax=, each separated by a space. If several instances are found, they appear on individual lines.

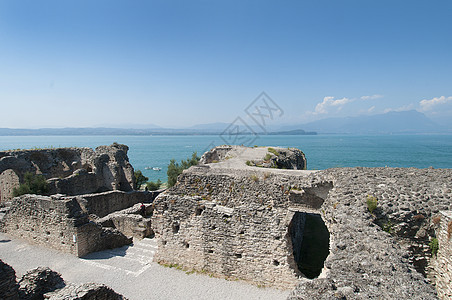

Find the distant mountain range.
xmin=0 ymin=110 xmax=449 ymax=136
xmin=295 ymin=110 xmax=445 ymax=134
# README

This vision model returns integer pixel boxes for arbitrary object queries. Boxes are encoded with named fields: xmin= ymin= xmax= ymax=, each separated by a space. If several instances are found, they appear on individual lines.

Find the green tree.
xmin=146 ymin=179 xmax=162 ymax=191
xmin=12 ymin=172 xmax=49 ymax=197
xmin=167 ymin=152 xmax=200 ymax=187
xmin=134 ymin=170 xmax=149 ymax=189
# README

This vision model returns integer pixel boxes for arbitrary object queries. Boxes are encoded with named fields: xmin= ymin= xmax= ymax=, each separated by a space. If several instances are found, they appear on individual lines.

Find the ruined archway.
xmin=288 ymin=212 xmax=330 ymax=279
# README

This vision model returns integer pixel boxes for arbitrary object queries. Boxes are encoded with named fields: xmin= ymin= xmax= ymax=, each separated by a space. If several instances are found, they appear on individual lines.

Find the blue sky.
xmin=0 ymin=0 xmax=451 ymax=128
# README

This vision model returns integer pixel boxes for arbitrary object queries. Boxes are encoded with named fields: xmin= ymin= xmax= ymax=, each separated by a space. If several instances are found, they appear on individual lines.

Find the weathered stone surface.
xmin=18 ymin=267 xmax=65 ymax=300
xmin=152 ymin=146 xmax=449 ymax=298
xmin=75 ymin=190 xmax=155 ymax=218
xmin=200 ymin=145 xmax=307 ymax=170
xmin=0 ymin=143 xmax=135 ymax=203
xmin=0 ymin=259 xmax=19 ymax=300
xmin=0 ymin=261 xmax=126 ymax=300
xmin=431 ymin=211 xmax=452 ymax=299
xmin=98 ymin=203 xmax=154 ymax=239
xmin=152 ymin=146 xmax=324 ymax=289
xmin=45 ymin=283 xmax=127 ymax=300
xmin=0 ymin=194 xmax=132 ymax=257
xmin=0 ymin=169 xmax=20 ymax=203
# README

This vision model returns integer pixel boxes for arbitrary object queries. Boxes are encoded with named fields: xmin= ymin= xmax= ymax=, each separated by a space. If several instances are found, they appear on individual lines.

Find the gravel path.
xmin=0 ymin=233 xmax=290 ymax=300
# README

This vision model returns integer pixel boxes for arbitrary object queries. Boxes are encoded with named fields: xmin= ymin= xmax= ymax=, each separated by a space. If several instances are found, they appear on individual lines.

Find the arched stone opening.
xmin=288 ymin=212 xmax=330 ymax=279
xmin=0 ymin=169 xmax=20 ymax=203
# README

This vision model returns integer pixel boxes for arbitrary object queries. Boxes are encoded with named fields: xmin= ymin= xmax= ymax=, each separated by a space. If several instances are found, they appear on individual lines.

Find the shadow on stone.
xmin=289 ymin=212 xmax=330 ymax=279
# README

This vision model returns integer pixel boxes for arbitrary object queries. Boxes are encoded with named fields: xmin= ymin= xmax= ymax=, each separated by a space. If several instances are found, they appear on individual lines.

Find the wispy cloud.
xmin=309 ymin=94 xmax=383 ymax=115
xmin=383 ymin=104 xmax=414 ymax=113
xmin=419 ymin=96 xmax=452 ymax=112
xmin=360 ymin=94 xmax=383 ymax=101
xmin=312 ymin=96 xmax=351 ymax=114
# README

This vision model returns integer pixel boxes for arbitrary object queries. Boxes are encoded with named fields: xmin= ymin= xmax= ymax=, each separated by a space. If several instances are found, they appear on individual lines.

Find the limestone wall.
xmin=0 ymin=143 xmax=135 ymax=203
xmin=433 ymin=211 xmax=452 ymax=299
xmin=0 ymin=194 xmax=132 ymax=257
xmin=98 ymin=203 xmax=154 ymax=239
xmin=0 ymin=169 xmax=20 ymax=203
xmin=152 ymin=167 xmax=332 ymax=288
xmin=153 ymin=146 xmax=447 ymax=297
xmin=0 ymin=195 xmax=82 ymax=254
xmin=76 ymin=190 xmax=155 ymax=218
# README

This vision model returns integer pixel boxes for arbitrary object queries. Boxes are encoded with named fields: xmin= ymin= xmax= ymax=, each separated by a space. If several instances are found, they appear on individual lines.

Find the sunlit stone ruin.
xmin=0 ymin=144 xmax=157 ymax=257
xmin=1 ymin=144 xmax=452 ymax=299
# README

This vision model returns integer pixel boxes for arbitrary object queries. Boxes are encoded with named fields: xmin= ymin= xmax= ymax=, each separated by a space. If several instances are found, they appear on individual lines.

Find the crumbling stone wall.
xmin=152 ymin=166 xmax=332 ymax=288
xmin=289 ymin=167 xmax=451 ymax=299
xmin=0 ymin=194 xmax=132 ymax=257
xmin=76 ymin=190 xmax=155 ymax=218
xmin=0 ymin=169 xmax=20 ymax=203
xmin=0 ymin=261 xmax=126 ymax=300
xmin=98 ymin=203 xmax=154 ymax=239
xmin=0 ymin=143 xmax=135 ymax=203
xmin=0 ymin=259 xmax=19 ymax=300
xmin=153 ymin=146 xmax=448 ymax=298
xmin=432 ymin=211 xmax=452 ymax=299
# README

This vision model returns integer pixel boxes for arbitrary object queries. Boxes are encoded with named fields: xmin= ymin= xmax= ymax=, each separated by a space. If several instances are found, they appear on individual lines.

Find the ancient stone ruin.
xmin=0 ymin=143 xmax=135 ymax=203
xmin=152 ymin=145 xmax=452 ymax=298
xmin=0 ymin=259 xmax=126 ymax=299
xmin=1 ymin=143 xmax=451 ymax=299
xmin=0 ymin=144 xmax=158 ymax=257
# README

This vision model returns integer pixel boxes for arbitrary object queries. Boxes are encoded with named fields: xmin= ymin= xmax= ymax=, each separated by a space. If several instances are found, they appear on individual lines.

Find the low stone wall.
xmin=0 ymin=194 xmax=131 ymax=257
xmin=76 ymin=190 xmax=155 ymax=218
xmin=432 ymin=211 xmax=452 ymax=299
xmin=98 ymin=203 xmax=154 ymax=239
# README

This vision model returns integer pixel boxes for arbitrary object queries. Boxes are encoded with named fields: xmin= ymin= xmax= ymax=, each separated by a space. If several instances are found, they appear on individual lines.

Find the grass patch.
xmin=366 ymin=195 xmax=378 ymax=214
xmin=250 ymin=174 xmax=259 ymax=182
xmin=429 ymin=238 xmax=439 ymax=257
xmin=267 ymin=147 xmax=280 ymax=156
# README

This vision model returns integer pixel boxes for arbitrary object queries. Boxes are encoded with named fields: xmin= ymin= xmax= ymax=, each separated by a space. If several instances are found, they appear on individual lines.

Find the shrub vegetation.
xmin=146 ymin=179 xmax=162 ymax=191
xmin=429 ymin=238 xmax=439 ymax=257
xmin=167 ymin=152 xmax=200 ymax=187
xmin=134 ymin=170 xmax=149 ymax=189
xmin=12 ymin=172 xmax=49 ymax=197
xmin=366 ymin=195 xmax=378 ymax=213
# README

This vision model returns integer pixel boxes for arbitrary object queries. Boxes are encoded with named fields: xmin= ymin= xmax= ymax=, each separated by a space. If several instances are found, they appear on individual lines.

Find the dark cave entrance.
xmin=289 ymin=212 xmax=330 ymax=279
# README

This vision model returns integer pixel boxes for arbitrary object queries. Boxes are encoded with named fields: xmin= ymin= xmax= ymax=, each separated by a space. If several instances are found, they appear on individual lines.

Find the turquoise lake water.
xmin=1 ymin=135 xmax=451 ymax=182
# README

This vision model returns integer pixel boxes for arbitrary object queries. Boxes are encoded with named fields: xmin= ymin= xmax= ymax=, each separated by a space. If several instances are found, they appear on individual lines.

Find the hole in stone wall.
xmin=195 ymin=207 xmax=204 ymax=215
xmin=172 ymin=223 xmax=180 ymax=234
xmin=235 ymin=253 xmax=242 ymax=258
xmin=208 ymin=249 xmax=214 ymax=253
xmin=288 ymin=212 xmax=330 ymax=279
xmin=273 ymin=260 xmax=280 ymax=266
xmin=162 ymin=240 xmax=167 ymax=245
xmin=239 ymin=230 xmax=245 ymax=234
xmin=211 ymin=225 xmax=216 ymax=230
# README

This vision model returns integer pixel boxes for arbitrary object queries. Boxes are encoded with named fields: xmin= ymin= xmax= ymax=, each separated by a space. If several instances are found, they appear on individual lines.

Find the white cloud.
xmin=306 ymin=94 xmax=384 ymax=117
xmin=419 ymin=96 xmax=452 ymax=112
xmin=313 ymin=96 xmax=351 ymax=114
xmin=383 ymin=104 xmax=414 ymax=113
xmin=360 ymin=94 xmax=383 ymax=101
xmin=368 ymin=106 xmax=376 ymax=113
